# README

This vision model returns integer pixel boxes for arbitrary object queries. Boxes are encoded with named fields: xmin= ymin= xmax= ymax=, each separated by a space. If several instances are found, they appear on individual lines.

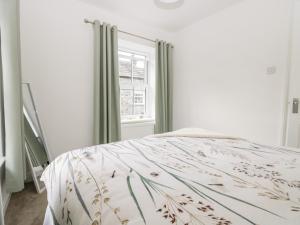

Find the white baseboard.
xmin=2 ymin=192 xmax=11 ymax=215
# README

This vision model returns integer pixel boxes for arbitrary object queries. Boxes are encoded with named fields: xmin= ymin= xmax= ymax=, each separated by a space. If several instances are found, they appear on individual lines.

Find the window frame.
xmin=118 ymin=47 xmax=152 ymax=122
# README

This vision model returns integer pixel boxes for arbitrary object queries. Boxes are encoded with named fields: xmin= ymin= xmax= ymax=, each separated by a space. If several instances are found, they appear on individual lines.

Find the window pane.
xmin=134 ymin=105 xmax=145 ymax=115
xmin=134 ymin=90 xmax=145 ymax=105
xmin=119 ymin=51 xmax=132 ymax=57
xmin=133 ymin=55 xmax=145 ymax=79
xmin=134 ymin=54 xmax=146 ymax=60
xmin=133 ymin=90 xmax=146 ymax=115
xmin=119 ymin=55 xmax=132 ymax=78
xmin=120 ymin=89 xmax=133 ymax=116
xmin=120 ymin=77 xmax=132 ymax=86
xmin=133 ymin=77 xmax=145 ymax=86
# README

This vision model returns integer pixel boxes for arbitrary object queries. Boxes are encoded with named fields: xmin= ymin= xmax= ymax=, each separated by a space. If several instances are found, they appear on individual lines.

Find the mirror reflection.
xmin=22 ymin=83 xmax=50 ymax=193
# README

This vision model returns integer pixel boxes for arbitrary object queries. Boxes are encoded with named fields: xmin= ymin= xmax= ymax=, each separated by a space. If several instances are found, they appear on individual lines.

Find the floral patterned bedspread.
xmin=41 ymin=136 xmax=300 ymax=225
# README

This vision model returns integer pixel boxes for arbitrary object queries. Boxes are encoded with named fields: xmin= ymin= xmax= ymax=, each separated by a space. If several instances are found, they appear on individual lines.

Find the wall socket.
xmin=266 ymin=66 xmax=277 ymax=75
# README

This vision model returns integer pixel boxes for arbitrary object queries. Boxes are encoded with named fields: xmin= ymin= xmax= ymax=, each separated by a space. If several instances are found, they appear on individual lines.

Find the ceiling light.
xmin=154 ymin=0 xmax=184 ymax=9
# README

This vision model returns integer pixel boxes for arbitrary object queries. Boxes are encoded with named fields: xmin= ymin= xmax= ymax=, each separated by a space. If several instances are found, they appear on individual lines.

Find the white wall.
xmin=173 ymin=0 xmax=292 ymax=145
xmin=20 ymin=0 xmax=294 ymax=157
xmin=122 ymin=122 xmax=155 ymax=140
xmin=20 ymin=0 xmax=174 ymax=158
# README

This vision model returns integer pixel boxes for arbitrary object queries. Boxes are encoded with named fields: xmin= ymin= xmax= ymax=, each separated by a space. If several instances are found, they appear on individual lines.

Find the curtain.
xmin=93 ymin=21 xmax=121 ymax=144
xmin=0 ymin=0 xmax=25 ymax=192
xmin=155 ymin=41 xmax=173 ymax=134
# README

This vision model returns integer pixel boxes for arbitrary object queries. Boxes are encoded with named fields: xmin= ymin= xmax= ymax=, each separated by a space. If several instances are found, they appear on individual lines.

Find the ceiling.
xmin=80 ymin=0 xmax=243 ymax=32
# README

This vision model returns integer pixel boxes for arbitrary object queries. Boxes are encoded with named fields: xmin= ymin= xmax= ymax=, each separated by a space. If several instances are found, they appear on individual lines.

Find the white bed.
xmin=42 ymin=129 xmax=300 ymax=225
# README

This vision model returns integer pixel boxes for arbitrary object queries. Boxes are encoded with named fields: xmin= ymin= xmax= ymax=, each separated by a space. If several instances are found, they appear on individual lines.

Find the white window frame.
xmin=118 ymin=42 xmax=155 ymax=124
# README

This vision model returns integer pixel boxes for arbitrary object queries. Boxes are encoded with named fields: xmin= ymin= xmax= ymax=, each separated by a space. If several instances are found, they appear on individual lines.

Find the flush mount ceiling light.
xmin=154 ymin=0 xmax=184 ymax=9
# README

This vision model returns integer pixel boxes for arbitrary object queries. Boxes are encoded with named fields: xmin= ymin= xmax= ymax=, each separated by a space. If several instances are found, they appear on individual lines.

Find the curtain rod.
xmin=84 ymin=19 xmax=156 ymax=44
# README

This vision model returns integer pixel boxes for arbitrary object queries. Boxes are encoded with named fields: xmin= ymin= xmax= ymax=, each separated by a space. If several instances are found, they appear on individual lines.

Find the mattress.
xmin=42 ymin=129 xmax=300 ymax=225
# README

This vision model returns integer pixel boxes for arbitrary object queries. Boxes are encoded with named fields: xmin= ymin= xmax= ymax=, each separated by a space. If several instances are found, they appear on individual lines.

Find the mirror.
xmin=22 ymin=83 xmax=51 ymax=193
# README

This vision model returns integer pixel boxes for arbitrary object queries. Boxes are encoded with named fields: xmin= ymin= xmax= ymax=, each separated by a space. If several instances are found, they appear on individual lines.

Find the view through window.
xmin=118 ymin=47 xmax=154 ymax=122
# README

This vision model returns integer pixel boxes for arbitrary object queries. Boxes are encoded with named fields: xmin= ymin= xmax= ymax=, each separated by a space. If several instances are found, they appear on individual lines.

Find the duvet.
xmin=41 ymin=129 xmax=300 ymax=225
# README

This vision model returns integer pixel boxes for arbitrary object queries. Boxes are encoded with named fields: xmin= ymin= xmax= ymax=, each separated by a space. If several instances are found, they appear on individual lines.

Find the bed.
xmin=41 ymin=128 xmax=300 ymax=225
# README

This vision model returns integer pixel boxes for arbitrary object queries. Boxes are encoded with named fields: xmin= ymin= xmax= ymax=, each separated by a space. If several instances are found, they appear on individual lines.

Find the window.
xmin=118 ymin=41 xmax=155 ymax=122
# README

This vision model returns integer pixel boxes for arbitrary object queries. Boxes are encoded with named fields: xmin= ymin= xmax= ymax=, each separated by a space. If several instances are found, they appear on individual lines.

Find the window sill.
xmin=121 ymin=118 xmax=155 ymax=126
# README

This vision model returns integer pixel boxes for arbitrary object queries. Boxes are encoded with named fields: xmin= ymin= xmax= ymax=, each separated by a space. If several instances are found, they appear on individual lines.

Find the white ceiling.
xmin=80 ymin=0 xmax=243 ymax=32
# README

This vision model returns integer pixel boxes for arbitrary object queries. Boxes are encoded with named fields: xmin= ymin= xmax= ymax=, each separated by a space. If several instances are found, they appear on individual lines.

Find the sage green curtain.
xmin=0 ymin=0 xmax=25 ymax=192
xmin=155 ymin=41 xmax=173 ymax=134
xmin=93 ymin=21 xmax=121 ymax=144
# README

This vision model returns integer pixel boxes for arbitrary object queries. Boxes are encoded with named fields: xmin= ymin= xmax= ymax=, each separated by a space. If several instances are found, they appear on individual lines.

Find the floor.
xmin=5 ymin=182 xmax=47 ymax=225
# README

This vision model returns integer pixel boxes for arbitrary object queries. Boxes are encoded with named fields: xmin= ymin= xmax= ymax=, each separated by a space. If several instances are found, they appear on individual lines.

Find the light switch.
xmin=293 ymin=98 xmax=299 ymax=114
xmin=266 ymin=66 xmax=277 ymax=75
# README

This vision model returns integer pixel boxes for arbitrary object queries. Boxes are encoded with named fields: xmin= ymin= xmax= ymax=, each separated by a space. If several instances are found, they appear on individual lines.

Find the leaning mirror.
xmin=22 ymin=83 xmax=51 ymax=193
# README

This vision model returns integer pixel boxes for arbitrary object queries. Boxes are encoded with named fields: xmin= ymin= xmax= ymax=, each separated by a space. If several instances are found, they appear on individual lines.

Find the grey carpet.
xmin=5 ymin=182 xmax=47 ymax=225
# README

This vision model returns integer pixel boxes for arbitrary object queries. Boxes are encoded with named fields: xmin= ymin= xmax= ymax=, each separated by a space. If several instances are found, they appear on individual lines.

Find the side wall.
xmin=173 ymin=0 xmax=293 ymax=145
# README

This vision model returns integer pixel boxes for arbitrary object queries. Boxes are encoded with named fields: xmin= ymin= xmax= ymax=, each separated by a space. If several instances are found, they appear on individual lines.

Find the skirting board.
xmin=3 ymin=192 xmax=11 ymax=215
